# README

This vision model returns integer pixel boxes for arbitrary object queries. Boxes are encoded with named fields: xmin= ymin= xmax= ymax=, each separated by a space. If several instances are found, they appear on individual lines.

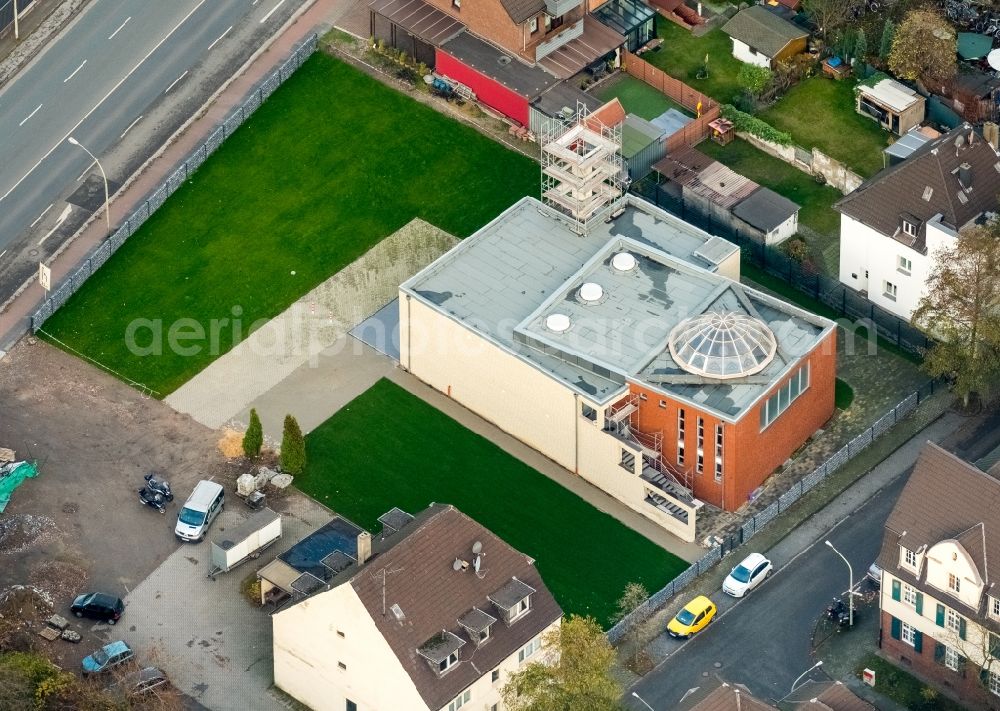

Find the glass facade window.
xmin=760 ymin=363 xmax=810 ymax=430
xmin=593 ymin=0 xmax=656 ymax=52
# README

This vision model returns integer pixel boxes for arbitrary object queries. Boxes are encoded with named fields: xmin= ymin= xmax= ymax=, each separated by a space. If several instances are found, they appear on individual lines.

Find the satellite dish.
xmin=989 ymin=48 xmax=1000 ymax=71
xmin=472 ymin=541 xmax=482 ymax=555
xmin=453 ymin=559 xmax=463 ymax=571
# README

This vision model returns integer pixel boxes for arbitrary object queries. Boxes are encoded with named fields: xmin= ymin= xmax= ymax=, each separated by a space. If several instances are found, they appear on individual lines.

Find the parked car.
xmin=81 ymin=640 xmax=135 ymax=677
xmin=722 ymin=552 xmax=773 ymax=598
xmin=175 ymin=479 xmax=224 ymax=542
xmin=867 ymin=561 xmax=883 ymax=587
xmin=70 ymin=592 xmax=125 ymax=625
xmin=667 ymin=595 xmax=717 ymax=639
xmin=111 ymin=666 xmax=169 ymax=697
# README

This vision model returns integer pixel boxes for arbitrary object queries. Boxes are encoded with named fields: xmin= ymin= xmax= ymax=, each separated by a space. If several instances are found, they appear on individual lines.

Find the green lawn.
xmin=40 ymin=54 xmax=538 ymax=395
xmin=642 ymin=23 xmax=743 ymax=104
xmin=855 ymin=655 xmax=971 ymax=711
xmin=699 ymin=138 xmax=842 ymax=239
xmin=298 ymin=379 xmax=688 ymax=627
xmin=594 ymin=74 xmax=691 ymax=121
xmin=759 ymin=77 xmax=890 ymax=177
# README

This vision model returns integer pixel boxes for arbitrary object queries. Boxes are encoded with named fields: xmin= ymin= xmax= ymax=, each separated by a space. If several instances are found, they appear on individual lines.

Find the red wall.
xmin=434 ymin=48 xmax=530 ymax=125
xmin=629 ymin=329 xmax=837 ymax=511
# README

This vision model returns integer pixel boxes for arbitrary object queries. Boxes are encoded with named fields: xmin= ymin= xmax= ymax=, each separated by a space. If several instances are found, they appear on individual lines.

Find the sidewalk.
xmin=0 ymin=0 xmax=344 ymax=354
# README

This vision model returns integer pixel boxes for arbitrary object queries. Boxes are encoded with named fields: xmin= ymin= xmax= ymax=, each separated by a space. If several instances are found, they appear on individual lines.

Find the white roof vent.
xmin=611 ymin=252 xmax=637 ymax=273
xmin=391 ymin=603 xmax=405 ymax=621
xmin=579 ymin=282 xmax=604 ymax=304
xmin=545 ymin=313 xmax=571 ymax=333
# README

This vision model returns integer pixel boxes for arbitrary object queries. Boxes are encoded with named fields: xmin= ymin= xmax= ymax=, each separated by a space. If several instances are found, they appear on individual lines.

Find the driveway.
xmin=120 ymin=492 xmax=332 ymax=711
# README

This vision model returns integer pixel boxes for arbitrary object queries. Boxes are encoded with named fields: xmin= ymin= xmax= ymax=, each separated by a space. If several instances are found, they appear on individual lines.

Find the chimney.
xmin=984 ymin=122 xmax=999 ymax=151
xmin=357 ymin=531 xmax=372 ymax=566
xmin=959 ymin=163 xmax=972 ymax=190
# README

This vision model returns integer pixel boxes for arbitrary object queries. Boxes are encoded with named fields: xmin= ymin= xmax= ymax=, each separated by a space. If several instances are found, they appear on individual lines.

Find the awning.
xmin=958 ymin=32 xmax=993 ymax=61
xmin=537 ymin=16 xmax=625 ymax=79
xmin=369 ymin=0 xmax=466 ymax=45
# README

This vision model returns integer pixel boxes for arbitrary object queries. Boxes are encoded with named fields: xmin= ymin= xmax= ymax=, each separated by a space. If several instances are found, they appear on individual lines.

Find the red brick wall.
xmin=422 ymin=0 xmax=530 ymax=56
xmin=627 ymin=329 xmax=836 ymax=511
xmin=880 ymin=610 xmax=1000 ymax=710
xmin=435 ymin=48 xmax=531 ymax=124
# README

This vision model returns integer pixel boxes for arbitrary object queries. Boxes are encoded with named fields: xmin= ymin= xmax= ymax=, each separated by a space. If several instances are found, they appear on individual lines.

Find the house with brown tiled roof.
xmin=271 ymin=504 xmax=562 ymax=711
xmin=673 ymin=680 xmax=874 ymax=711
xmin=876 ymin=442 xmax=1000 ymax=709
xmin=836 ymin=123 xmax=1000 ymax=322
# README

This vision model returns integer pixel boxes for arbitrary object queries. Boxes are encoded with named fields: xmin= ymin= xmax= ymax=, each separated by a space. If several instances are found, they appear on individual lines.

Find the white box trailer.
xmin=208 ymin=507 xmax=282 ymax=579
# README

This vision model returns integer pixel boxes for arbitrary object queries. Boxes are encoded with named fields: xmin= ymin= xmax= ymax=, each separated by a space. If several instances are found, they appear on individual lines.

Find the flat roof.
xmin=403 ymin=196 xmax=832 ymax=420
xmin=439 ymin=32 xmax=557 ymax=100
xmin=278 ymin=516 xmax=364 ymax=581
xmin=858 ymin=77 xmax=921 ymax=112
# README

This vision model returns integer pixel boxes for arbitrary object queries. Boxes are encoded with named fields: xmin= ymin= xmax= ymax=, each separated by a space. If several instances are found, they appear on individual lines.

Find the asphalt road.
xmin=626 ymin=473 xmax=908 ymax=709
xmin=0 ymin=0 xmax=301 ymax=259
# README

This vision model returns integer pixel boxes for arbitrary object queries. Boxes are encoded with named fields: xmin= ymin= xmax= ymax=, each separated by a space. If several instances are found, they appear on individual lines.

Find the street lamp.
xmin=67 ymin=137 xmax=111 ymax=236
xmin=790 ymin=660 xmax=824 ymax=694
xmin=13 ymin=0 xmax=18 ymax=40
xmin=825 ymin=540 xmax=854 ymax=627
xmin=631 ymin=691 xmax=655 ymax=711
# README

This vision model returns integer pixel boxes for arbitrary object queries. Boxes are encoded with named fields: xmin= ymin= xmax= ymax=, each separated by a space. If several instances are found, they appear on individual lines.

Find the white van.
xmin=174 ymin=480 xmax=224 ymax=542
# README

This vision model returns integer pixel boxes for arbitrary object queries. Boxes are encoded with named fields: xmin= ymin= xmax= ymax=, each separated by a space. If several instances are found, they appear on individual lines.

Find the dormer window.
xmin=902 ymin=220 xmax=917 ymax=237
xmin=949 ymin=573 xmax=961 ymax=593
xmin=440 ymin=651 xmax=458 ymax=673
xmin=901 ymin=546 xmax=917 ymax=571
xmin=991 ymin=596 xmax=1000 ymax=621
xmin=458 ymin=606 xmax=497 ymax=648
xmin=417 ymin=630 xmax=466 ymax=676
xmin=489 ymin=577 xmax=536 ymax=626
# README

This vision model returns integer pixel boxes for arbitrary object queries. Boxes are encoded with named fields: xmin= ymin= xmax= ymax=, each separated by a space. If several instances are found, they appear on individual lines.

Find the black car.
xmin=70 ymin=592 xmax=125 ymax=625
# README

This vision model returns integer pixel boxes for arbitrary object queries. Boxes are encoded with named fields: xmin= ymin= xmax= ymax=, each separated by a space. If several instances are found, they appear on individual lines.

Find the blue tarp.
xmin=0 ymin=461 xmax=39 ymax=513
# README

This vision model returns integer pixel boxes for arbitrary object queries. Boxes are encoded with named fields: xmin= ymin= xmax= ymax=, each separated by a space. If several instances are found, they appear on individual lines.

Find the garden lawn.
xmin=594 ymin=74 xmax=691 ymax=121
xmin=699 ymin=138 xmax=841 ymax=239
xmin=759 ymin=77 xmax=889 ymax=177
xmin=40 ymin=53 xmax=538 ymax=396
xmin=642 ymin=23 xmax=742 ymax=104
xmin=298 ymin=379 xmax=688 ymax=627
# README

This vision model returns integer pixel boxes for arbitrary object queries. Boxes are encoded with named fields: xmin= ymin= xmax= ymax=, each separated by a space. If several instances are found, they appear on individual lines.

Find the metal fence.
xmin=30 ymin=34 xmax=319 ymax=331
xmin=631 ymin=179 xmax=935 ymax=357
xmin=0 ymin=0 xmax=34 ymax=38
xmin=606 ymin=379 xmax=937 ymax=644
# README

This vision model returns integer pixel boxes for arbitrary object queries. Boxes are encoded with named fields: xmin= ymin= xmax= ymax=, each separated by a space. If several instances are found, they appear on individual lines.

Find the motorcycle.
xmin=825 ymin=597 xmax=855 ymax=627
xmin=138 ymin=472 xmax=174 ymax=514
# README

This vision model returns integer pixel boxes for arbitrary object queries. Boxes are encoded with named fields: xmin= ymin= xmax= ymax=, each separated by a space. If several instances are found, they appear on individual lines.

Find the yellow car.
xmin=667 ymin=595 xmax=717 ymax=639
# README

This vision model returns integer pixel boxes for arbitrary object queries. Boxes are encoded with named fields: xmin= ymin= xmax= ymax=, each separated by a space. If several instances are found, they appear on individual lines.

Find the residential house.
xmin=877 ymin=442 xmax=1000 ymax=710
xmin=370 ymin=0 xmax=625 ymax=125
xmin=836 ymin=123 xmax=1000 ymax=321
xmin=271 ymin=504 xmax=562 ymax=711
xmin=856 ymin=77 xmax=926 ymax=136
xmin=398 ymin=115 xmax=835 ymax=541
xmin=721 ymin=6 xmax=807 ymax=69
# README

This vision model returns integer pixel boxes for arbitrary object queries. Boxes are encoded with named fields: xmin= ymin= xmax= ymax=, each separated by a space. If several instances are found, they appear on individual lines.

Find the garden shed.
xmin=731 ymin=187 xmax=799 ymax=245
xmin=856 ymin=77 xmax=925 ymax=135
xmin=721 ymin=6 xmax=807 ymax=69
xmin=621 ymin=113 xmax=667 ymax=180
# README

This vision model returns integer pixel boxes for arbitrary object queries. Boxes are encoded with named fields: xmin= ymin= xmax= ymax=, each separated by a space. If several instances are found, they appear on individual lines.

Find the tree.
xmin=879 ymin=19 xmax=895 ymax=61
xmin=737 ymin=64 xmax=773 ymax=99
xmin=912 ymin=222 xmax=1000 ymax=407
xmin=242 ymin=408 xmax=263 ymax=459
xmin=803 ymin=0 xmax=861 ymax=41
xmin=853 ymin=28 xmax=868 ymax=65
xmin=888 ymin=9 xmax=956 ymax=84
xmin=612 ymin=582 xmax=649 ymax=624
xmin=280 ymin=414 xmax=307 ymax=475
xmin=501 ymin=615 xmax=623 ymax=711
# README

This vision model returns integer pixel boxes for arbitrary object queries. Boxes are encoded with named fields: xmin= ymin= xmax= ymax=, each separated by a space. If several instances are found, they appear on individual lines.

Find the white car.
xmin=722 ymin=552 xmax=773 ymax=598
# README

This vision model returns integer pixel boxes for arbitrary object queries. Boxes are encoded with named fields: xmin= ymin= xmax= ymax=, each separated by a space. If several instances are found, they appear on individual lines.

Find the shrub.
xmin=243 ymin=408 xmax=263 ymax=459
xmin=737 ymin=64 xmax=772 ymax=98
xmin=782 ymin=236 xmax=809 ymax=263
xmin=281 ymin=414 xmax=307 ymax=475
xmin=720 ymin=105 xmax=793 ymax=146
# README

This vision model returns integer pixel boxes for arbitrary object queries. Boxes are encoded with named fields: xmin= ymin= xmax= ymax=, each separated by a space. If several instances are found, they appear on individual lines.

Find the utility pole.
xmin=13 ymin=0 xmax=19 ymax=40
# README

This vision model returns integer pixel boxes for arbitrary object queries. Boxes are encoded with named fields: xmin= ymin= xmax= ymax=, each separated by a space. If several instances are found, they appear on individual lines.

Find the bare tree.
xmin=803 ymin=0 xmax=863 ymax=41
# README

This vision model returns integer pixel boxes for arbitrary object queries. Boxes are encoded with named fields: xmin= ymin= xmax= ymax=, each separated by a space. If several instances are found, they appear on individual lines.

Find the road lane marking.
xmin=165 ymin=71 xmax=188 ymax=94
xmin=30 ymin=204 xmax=53 ymax=227
xmin=208 ymin=25 xmax=232 ymax=51
xmin=77 ymin=160 xmax=96 ymax=182
xmin=260 ymin=0 xmax=286 ymax=23
xmin=38 ymin=205 xmax=72 ymax=246
xmin=108 ymin=16 xmax=131 ymax=40
xmin=0 ymin=0 xmax=210 ymax=203
xmin=0 ymin=250 xmax=7 ymax=260
xmin=19 ymin=104 xmax=42 ymax=126
xmin=120 ymin=115 xmax=143 ymax=138
xmin=63 ymin=60 xmax=87 ymax=83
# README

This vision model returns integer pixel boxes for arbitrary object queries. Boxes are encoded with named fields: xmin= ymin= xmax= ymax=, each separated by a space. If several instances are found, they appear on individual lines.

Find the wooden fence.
xmin=622 ymin=50 xmax=719 ymax=150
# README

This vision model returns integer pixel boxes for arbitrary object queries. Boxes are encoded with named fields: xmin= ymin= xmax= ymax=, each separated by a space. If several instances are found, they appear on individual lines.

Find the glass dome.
xmin=668 ymin=312 xmax=777 ymax=379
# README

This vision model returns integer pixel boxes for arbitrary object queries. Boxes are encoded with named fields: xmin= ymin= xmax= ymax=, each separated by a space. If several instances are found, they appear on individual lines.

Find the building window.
xmin=659 ymin=399 xmax=667 ymax=408
xmin=518 ymin=636 xmax=541 ymax=664
xmin=639 ymin=393 xmax=648 ymax=401
xmin=883 ymin=280 xmax=897 ymax=301
xmin=479 ymin=626 xmax=490 ymax=643
xmin=491 ymin=705 xmax=499 ymax=711
xmin=581 ymin=403 xmax=597 ymax=421
xmin=677 ymin=409 xmax=685 ymax=466
xmin=529 ymin=16 xmax=538 ymax=32
xmin=901 ymin=621 xmax=917 ymax=646
xmin=337 ymin=630 xmax=345 ymax=638
xmin=991 ymin=596 xmax=1000 ymax=620
xmin=440 ymin=651 xmax=459 ymax=673
xmin=903 ymin=584 xmax=918 ymax=606
xmin=509 ymin=596 xmax=531 ymax=623
xmin=902 ymin=547 xmax=917 ymax=569
xmin=760 ymin=363 xmax=810 ymax=430
xmin=945 ymin=646 xmax=961 ymax=671
xmin=991 ymin=671 xmax=1000 ymax=697
xmin=347 ymin=702 xmax=357 ymax=711
xmin=338 ymin=661 xmax=347 ymax=670
xmin=696 ymin=418 xmax=704 ymax=474
xmin=946 ymin=608 xmax=963 ymax=634
xmin=492 ymin=669 xmax=500 ymax=683
xmin=549 ymin=14 xmax=563 ymax=30
xmin=714 ymin=425 xmax=723 ymax=482
xmin=620 ymin=449 xmax=635 ymax=473
xmin=902 ymin=220 xmax=917 ymax=237
xmin=452 ymin=0 xmax=461 ymax=7
xmin=898 ymin=255 xmax=912 ymax=274
xmin=448 ymin=689 xmax=472 ymax=711
xmin=949 ymin=573 xmax=961 ymax=594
